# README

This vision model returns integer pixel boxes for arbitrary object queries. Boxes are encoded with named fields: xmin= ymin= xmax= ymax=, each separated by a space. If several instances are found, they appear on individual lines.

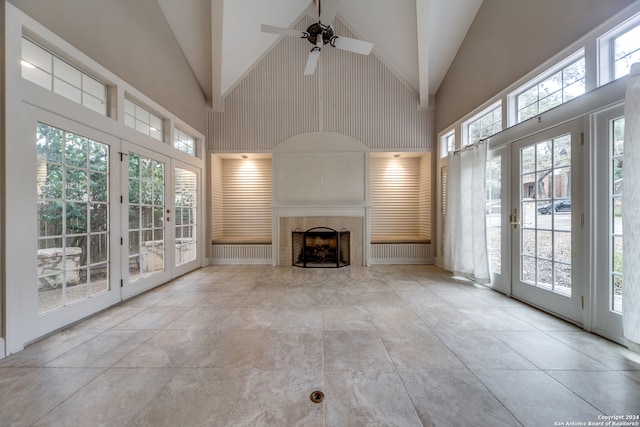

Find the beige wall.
xmin=435 ymin=0 xmax=635 ymax=132
xmin=8 ymin=0 xmax=207 ymax=133
xmin=1 ymin=0 xmax=5 ymax=350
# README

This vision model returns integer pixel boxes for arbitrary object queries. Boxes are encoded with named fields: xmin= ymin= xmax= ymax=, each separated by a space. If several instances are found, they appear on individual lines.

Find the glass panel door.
xmin=23 ymin=112 xmax=121 ymax=345
xmin=174 ymin=166 xmax=199 ymax=270
xmin=485 ymin=144 xmax=511 ymax=294
xmin=511 ymin=120 xmax=584 ymax=323
xmin=122 ymin=143 xmax=171 ymax=298
xmin=593 ymin=105 xmax=624 ymax=342
xmin=36 ymin=123 xmax=111 ymax=313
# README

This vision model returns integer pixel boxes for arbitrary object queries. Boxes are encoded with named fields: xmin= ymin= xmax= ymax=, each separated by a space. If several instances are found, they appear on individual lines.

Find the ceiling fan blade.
xmin=261 ymin=24 xmax=306 ymax=38
xmin=319 ymin=0 xmax=339 ymax=26
xmin=330 ymin=36 xmax=373 ymax=55
xmin=304 ymin=49 xmax=321 ymax=76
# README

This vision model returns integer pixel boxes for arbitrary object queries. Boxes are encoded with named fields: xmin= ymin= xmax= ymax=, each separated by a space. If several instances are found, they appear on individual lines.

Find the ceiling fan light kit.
xmin=261 ymin=0 xmax=374 ymax=76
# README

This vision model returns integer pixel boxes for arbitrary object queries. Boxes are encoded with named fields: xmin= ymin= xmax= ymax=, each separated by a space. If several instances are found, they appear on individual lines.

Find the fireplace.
xmin=292 ymin=227 xmax=350 ymax=268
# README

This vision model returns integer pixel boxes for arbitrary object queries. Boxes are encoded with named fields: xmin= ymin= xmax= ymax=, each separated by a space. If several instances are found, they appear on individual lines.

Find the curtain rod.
xmin=452 ymin=138 xmax=487 ymax=155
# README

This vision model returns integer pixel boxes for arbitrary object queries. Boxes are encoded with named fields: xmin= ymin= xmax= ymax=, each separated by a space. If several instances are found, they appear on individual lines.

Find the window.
xmin=175 ymin=168 xmax=198 ymax=266
xmin=174 ymin=128 xmax=196 ymax=156
xmin=440 ymin=131 xmax=455 ymax=158
xmin=124 ymin=98 xmax=164 ymax=142
xmin=440 ymin=165 xmax=447 ymax=257
xmin=21 ymin=38 xmax=108 ymax=115
xmin=610 ymin=117 xmax=624 ymax=313
xmin=599 ymin=13 xmax=640 ymax=85
xmin=36 ymin=123 xmax=110 ymax=313
xmin=465 ymin=104 xmax=502 ymax=145
xmin=127 ymin=152 xmax=165 ymax=280
xmin=486 ymin=155 xmax=502 ymax=275
xmin=612 ymin=24 xmax=640 ymax=80
xmin=514 ymin=53 xmax=585 ymax=124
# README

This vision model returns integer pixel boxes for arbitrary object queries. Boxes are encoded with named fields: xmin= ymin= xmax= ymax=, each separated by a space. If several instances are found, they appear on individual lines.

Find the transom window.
xmin=174 ymin=128 xmax=196 ymax=156
xmin=613 ymin=24 xmax=640 ymax=79
xmin=515 ymin=53 xmax=585 ymax=124
xmin=124 ymin=98 xmax=164 ymax=142
xmin=440 ymin=131 xmax=455 ymax=158
xmin=465 ymin=105 xmax=502 ymax=145
xmin=21 ymin=37 xmax=108 ymax=115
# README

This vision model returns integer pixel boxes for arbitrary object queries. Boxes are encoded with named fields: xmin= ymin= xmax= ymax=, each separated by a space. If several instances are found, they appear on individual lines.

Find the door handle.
xmin=509 ymin=208 xmax=519 ymax=229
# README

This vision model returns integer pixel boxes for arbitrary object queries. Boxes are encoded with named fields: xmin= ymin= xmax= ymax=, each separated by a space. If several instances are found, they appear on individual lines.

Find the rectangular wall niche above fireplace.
xmin=292 ymin=227 xmax=350 ymax=268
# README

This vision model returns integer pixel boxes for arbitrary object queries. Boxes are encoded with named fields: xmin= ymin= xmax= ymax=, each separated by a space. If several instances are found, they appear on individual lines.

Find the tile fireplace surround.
xmin=276 ymin=212 xmax=366 ymax=267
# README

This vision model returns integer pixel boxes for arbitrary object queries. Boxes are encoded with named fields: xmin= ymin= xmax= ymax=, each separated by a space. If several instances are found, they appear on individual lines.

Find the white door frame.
xmin=120 ymin=142 xmax=172 ymax=299
xmin=590 ymin=103 xmax=625 ymax=343
xmin=171 ymin=159 xmax=203 ymax=278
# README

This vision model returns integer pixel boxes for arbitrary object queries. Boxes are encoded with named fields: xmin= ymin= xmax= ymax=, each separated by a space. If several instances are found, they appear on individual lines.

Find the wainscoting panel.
xmin=210 ymin=244 xmax=272 ymax=265
xmin=369 ymin=243 xmax=432 ymax=265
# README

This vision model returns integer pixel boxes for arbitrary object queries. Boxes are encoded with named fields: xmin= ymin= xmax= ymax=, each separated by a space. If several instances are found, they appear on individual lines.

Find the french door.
xmin=121 ymin=143 xmax=171 ymax=297
xmin=15 ymin=120 xmax=202 ymax=348
xmin=592 ymin=104 xmax=624 ymax=342
xmin=510 ymin=120 xmax=585 ymax=323
xmin=121 ymin=143 xmax=201 ymax=298
xmin=172 ymin=161 xmax=200 ymax=277
xmin=18 ymin=109 xmax=122 ymax=344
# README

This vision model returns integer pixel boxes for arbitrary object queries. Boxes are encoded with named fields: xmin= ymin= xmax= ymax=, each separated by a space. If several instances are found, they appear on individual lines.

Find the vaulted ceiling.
xmin=156 ymin=0 xmax=483 ymax=110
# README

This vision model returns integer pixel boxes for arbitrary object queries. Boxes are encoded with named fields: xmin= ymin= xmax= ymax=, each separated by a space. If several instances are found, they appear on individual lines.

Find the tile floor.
xmin=1 ymin=265 xmax=640 ymax=426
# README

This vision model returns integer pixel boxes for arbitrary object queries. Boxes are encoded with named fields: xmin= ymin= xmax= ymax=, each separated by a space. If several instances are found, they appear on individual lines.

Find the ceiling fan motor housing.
xmin=306 ymin=22 xmax=334 ymax=45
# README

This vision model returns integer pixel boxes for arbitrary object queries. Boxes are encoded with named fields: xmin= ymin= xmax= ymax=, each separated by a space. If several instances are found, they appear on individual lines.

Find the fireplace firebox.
xmin=292 ymin=227 xmax=350 ymax=268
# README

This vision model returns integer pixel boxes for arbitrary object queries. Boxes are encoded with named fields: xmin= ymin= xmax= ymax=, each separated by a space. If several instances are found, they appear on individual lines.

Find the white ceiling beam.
xmin=211 ymin=0 xmax=224 ymax=111
xmin=415 ymin=0 xmax=430 ymax=110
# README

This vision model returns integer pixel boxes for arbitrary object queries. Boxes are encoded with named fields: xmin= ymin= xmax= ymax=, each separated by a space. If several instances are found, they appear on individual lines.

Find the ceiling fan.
xmin=261 ymin=0 xmax=374 ymax=76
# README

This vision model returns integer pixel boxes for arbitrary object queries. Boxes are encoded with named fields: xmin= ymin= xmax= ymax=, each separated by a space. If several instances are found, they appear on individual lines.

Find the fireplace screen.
xmin=292 ymin=227 xmax=350 ymax=268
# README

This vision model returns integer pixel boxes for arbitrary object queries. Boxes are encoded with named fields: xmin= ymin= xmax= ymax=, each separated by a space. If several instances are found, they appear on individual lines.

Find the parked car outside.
xmin=537 ymin=199 xmax=571 ymax=214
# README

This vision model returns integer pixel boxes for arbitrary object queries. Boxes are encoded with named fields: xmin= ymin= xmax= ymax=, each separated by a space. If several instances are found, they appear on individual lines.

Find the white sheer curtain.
xmin=623 ymin=63 xmax=640 ymax=352
xmin=444 ymin=142 xmax=490 ymax=284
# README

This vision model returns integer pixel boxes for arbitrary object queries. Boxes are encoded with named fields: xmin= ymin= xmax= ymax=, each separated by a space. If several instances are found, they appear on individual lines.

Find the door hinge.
xmin=580 ymin=214 xmax=584 ymax=228
xmin=580 ymin=132 xmax=584 ymax=146
xmin=121 ymin=195 xmax=123 ymax=204
xmin=581 ymin=296 xmax=584 ymax=310
xmin=119 ymin=152 xmax=128 ymax=161
xmin=120 ymin=279 xmax=123 ymax=288
xmin=120 ymin=237 xmax=123 ymax=245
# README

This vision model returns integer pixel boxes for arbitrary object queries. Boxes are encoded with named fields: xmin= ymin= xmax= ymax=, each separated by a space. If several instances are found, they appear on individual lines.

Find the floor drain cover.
xmin=310 ymin=390 xmax=324 ymax=403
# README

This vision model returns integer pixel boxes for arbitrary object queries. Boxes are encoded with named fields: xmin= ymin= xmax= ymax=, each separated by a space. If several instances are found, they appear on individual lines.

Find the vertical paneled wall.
xmin=370 ymin=156 xmax=430 ymax=240
xmin=209 ymin=15 xmax=431 ymax=152
xmin=210 ymin=15 xmax=320 ymax=152
xmin=210 ymin=156 xmax=272 ymax=240
xmin=210 ymin=155 xmax=223 ymax=241
xmin=419 ymin=153 xmax=432 ymax=239
xmin=322 ymin=20 xmax=430 ymax=150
